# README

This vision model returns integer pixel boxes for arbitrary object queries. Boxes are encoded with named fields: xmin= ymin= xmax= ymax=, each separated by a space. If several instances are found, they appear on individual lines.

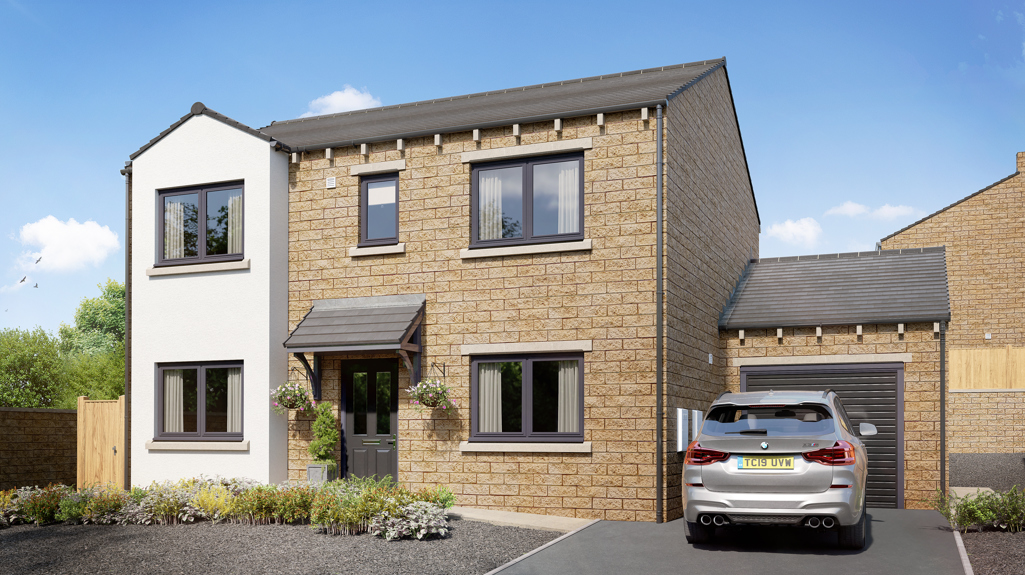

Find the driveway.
xmin=497 ymin=509 xmax=965 ymax=575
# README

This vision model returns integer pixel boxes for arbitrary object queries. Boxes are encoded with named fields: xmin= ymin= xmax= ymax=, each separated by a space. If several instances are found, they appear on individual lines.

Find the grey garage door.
xmin=741 ymin=365 xmax=902 ymax=508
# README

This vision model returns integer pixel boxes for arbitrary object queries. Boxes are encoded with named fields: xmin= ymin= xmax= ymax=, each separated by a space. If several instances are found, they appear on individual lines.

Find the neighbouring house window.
xmin=360 ymin=173 xmax=399 ymax=246
xmin=156 ymin=362 xmax=243 ymax=440
xmin=470 ymin=354 xmax=583 ymax=442
xmin=470 ymin=154 xmax=584 ymax=247
xmin=158 ymin=182 xmax=243 ymax=265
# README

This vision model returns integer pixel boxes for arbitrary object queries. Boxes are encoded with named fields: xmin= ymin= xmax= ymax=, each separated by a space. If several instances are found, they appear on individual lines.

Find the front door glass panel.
xmin=376 ymin=372 xmax=392 ymax=435
xmin=353 ymin=372 xmax=368 ymax=435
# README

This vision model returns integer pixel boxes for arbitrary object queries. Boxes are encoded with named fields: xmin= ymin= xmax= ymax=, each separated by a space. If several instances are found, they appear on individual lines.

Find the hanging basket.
xmin=406 ymin=365 xmax=457 ymax=413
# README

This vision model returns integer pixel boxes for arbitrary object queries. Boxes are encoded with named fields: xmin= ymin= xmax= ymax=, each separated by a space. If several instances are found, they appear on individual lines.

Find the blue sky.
xmin=1 ymin=0 xmax=1023 ymax=335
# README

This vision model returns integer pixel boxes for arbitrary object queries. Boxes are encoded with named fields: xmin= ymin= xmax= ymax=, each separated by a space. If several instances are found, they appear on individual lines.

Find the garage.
xmin=740 ymin=364 xmax=903 ymax=508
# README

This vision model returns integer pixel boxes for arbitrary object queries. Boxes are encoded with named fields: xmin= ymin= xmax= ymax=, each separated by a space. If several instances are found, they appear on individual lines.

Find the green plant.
xmin=21 ymin=484 xmax=71 ymax=524
xmin=0 ymin=488 xmax=19 ymax=528
xmin=230 ymin=484 xmax=280 ymax=525
xmin=406 ymin=377 xmax=457 ymax=412
xmin=415 ymin=484 xmax=457 ymax=509
xmin=275 ymin=484 xmax=315 ymax=524
xmin=270 ymin=381 xmax=313 ymax=415
xmin=192 ymin=484 xmax=235 ymax=523
xmin=308 ymin=402 xmax=339 ymax=464
xmin=56 ymin=489 xmax=93 ymax=523
xmin=370 ymin=501 xmax=450 ymax=541
xmin=83 ymin=489 xmax=129 ymax=525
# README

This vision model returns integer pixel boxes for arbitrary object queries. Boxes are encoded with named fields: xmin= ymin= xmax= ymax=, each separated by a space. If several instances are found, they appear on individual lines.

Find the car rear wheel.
xmin=838 ymin=509 xmax=866 ymax=549
xmin=686 ymin=520 xmax=714 ymax=544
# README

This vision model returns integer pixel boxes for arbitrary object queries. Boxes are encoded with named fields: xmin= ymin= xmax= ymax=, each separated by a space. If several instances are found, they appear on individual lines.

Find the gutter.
xmin=940 ymin=321 xmax=946 ymax=496
xmin=119 ymin=161 xmax=132 ymax=487
xmin=655 ymin=104 xmax=664 ymax=523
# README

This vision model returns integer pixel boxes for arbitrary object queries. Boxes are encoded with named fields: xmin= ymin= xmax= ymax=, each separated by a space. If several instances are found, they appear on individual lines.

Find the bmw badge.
xmin=760 ymin=442 xmax=769 ymax=450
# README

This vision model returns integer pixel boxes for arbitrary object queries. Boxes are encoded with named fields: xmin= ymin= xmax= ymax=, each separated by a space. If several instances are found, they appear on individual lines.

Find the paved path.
xmin=498 ymin=509 xmax=965 ymax=575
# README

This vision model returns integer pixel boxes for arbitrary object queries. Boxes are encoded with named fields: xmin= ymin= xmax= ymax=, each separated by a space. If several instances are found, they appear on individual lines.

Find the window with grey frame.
xmin=359 ymin=173 xmax=399 ymax=246
xmin=470 ymin=354 xmax=584 ymax=442
xmin=470 ymin=153 xmax=584 ymax=248
xmin=157 ymin=182 xmax=244 ymax=266
xmin=155 ymin=362 xmax=243 ymax=441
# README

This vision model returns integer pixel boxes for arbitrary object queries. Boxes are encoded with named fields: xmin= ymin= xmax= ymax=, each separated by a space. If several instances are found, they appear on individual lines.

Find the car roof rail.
xmin=714 ymin=390 xmax=732 ymax=402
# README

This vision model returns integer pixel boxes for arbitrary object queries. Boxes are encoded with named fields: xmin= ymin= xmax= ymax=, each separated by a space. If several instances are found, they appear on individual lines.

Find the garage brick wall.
xmin=881 ymin=152 xmax=1025 ymax=458
xmin=664 ymin=67 xmax=760 ymax=521
xmin=722 ymin=323 xmax=941 ymax=509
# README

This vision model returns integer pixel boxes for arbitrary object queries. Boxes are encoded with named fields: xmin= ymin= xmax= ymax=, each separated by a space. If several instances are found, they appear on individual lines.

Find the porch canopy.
xmin=283 ymin=294 xmax=425 ymax=397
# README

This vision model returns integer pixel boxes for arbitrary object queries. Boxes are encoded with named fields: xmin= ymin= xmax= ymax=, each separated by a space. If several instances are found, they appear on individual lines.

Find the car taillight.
xmin=684 ymin=441 xmax=730 ymax=465
xmin=803 ymin=441 xmax=856 ymax=466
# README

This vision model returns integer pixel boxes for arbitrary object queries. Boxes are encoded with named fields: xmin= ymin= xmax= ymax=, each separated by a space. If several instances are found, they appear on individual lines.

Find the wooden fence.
xmin=77 ymin=395 xmax=125 ymax=489
xmin=950 ymin=346 xmax=1025 ymax=390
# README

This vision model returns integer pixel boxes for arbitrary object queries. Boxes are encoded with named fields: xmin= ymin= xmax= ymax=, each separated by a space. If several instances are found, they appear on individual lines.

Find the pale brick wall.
xmin=0 ymin=407 xmax=77 ymax=490
xmin=723 ymin=324 xmax=942 ymax=509
xmin=881 ymin=154 xmax=1025 ymax=459
xmin=665 ymin=67 xmax=760 ymax=520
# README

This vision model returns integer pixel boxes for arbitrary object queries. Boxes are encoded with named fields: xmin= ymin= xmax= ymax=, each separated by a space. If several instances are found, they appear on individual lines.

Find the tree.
xmin=58 ymin=279 xmax=125 ymax=356
xmin=0 ymin=328 xmax=67 ymax=408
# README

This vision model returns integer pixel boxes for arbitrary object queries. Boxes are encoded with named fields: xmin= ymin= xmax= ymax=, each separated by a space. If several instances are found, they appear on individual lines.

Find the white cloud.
xmin=871 ymin=204 xmax=919 ymax=220
xmin=825 ymin=201 xmax=869 ymax=217
xmin=765 ymin=217 xmax=822 ymax=248
xmin=17 ymin=216 xmax=120 ymax=272
xmin=0 ymin=280 xmax=27 ymax=294
xmin=997 ymin=10 xmax=1004 ymax=22
xmin=300 ymin=85 xmax=382 ymax=118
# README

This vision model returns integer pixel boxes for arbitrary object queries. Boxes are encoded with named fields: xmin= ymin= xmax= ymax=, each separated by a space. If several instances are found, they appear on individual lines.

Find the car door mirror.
xmin=859 ymin=422 xmax=878 ymax=437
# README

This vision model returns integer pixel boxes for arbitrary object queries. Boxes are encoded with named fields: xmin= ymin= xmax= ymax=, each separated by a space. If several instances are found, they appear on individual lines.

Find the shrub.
xmin=56 ymin=489 xmax=93 ymax=523
xmin=415 ymin=485 xmax=457 ymax=509
xmin=370 ymin=501 xmax=449 ymax=541
xmin=83 ymin=489 xmax=129 ymax=525
xmin=0 ymin=488 xmax=19 ymax=528
xmin=311 ymin=476 xmax=411 ymax=535
xmin=308 ymin=402 xmax=339 ymax=465
xmin=230 ymin=484 xmax=279 ymax=525
xmin=141 ymin=480 xmax=201 ymax=525
xmin=934 ymin=486 xmax=1025 ymax=533
xmin=275 ymin=484 xmax=315 ymax=524
xmin=22 ymin=484 xmax=71 ymax=525
xmin=192 ymin=484 xmax=235 ymax=523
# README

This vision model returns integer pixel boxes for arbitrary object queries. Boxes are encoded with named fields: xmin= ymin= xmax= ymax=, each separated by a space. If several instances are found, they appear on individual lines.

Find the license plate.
xmin=738 ymin=456 xmax=794 ymax=470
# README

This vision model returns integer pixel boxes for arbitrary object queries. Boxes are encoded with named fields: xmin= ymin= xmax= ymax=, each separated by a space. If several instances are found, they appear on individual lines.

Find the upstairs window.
xmin=360 ymin=173 xmax=399 ymax=246
xmin=158 ymin=182 xmax=243 ymax=265
xmin=470 ymin=154 xmax=584 ymax=247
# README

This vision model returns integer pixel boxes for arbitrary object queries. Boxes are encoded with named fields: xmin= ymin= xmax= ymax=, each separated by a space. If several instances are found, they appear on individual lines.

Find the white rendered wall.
xmin=130 ymin=114 xmax=288 ymax=485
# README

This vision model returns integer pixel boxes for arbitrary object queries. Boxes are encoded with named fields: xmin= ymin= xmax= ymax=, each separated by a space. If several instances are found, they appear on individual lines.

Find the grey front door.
xmin=343 ymin=359 xmax=399 ymax=480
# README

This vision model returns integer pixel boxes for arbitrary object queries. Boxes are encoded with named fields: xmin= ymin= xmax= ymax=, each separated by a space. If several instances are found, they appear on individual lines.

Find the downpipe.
xmin=655 ymin=103 xmax=664 ymax=523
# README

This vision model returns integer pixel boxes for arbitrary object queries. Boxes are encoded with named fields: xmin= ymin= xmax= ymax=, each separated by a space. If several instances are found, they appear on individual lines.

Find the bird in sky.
xmin=19 ymin=276 xmax=26 ymax=283
xmin=33 ymin=283 xmax=38 ymax=288
xmin=35 ymin=257 xmax=42 ymax=264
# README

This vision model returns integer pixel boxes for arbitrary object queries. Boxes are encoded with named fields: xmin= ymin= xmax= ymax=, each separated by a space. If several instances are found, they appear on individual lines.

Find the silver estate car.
xmin=683 ymin=390 xmax=877 ymax=549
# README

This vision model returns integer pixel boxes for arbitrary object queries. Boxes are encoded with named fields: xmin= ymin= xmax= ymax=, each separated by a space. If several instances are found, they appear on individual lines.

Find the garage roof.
xmin=260 ymin=59 xmax=725 ymax=151
xmin=719 ymin=247 xmax=950 ymax=330
xmin=283 ymin=294 xmax=425 ymax=353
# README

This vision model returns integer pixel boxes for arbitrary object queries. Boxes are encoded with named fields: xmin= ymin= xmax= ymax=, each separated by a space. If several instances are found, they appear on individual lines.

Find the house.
xmin=124 ymin=58 xmax=760 ymax=522
xmin=881 ymin=152 xmax=1025 ymax=492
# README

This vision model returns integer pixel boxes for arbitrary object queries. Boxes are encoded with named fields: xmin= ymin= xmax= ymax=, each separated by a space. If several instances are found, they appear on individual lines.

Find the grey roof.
xmin=719 ymin=247 xmax=950 ymax=330
xmin=283 ymin=294 xmax=425 ymax=352
xmin=260 ymin=59 xmax=726 ymax=151
xmin=129 ymin=102 xmax=291 ymax=161
xmin=881 ymin=171 xmax=1020 ymax=242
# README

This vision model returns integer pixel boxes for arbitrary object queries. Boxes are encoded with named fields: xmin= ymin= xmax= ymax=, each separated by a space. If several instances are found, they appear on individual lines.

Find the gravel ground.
xmin=960 ymin=531 xmax=1025 ymax=575
xmin=0 ymin=516 xmax=560 ymax=575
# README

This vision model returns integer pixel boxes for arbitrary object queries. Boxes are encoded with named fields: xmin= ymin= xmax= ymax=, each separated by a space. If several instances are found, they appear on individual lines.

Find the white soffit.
xmin=461 ymin=340 xmax=592 ymax=356
xmin=461 ymin=138 xmax=593 ymax=163
xmin=732 ymin=353 xmax=913 ymax=367
xmin=349 ymin=159 xmax=406 ymax=176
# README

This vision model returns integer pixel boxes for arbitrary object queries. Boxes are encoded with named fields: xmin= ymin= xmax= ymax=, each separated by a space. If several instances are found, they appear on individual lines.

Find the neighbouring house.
xmin=718 ymin=248 xmax=951 ymax=509
xmin=124 ymin=58 xmax=760 ymax=522
xmin=881 ymin=152 xmax=1025 ymax=492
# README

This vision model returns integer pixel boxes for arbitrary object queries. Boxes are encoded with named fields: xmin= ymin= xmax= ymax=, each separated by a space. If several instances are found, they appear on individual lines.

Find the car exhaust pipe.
xmin=822 ymin=517 xmax=835 ymax=529
xmin=700 ymin=515 xmax=713 ymax=526
xmin=712 ymin=515 xmax=727 ymax=526
xmin=807 ymin=517 xmax=821 ymax=528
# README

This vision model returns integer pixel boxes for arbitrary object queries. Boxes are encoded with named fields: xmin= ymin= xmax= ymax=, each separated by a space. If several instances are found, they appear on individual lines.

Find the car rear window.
xmin=702 ymin=404 xmax=834 ymax=436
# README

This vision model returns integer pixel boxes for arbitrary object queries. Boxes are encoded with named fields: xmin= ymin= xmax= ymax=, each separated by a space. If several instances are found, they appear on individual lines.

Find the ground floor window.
xmin=156 ymin=361 xmax=243 ymax=440
xmin=470 ymin=354 xmax=583 ymax=442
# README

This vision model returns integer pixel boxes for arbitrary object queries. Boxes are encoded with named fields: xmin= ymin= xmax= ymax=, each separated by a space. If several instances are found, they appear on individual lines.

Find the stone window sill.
xmin=147 ymin=259 xmax=251 ymax=277
xmin=950 ymin=389 xmax=1025 ymax=393
xmin=145 ymin=440 xmax=250 ymax=451
xmin=460 ymin=239 xmax=591 ymax=260
xmin=458 ymin=441 xmax=591 ymax=454
xmin=349 ymin=243 xmax=406 ymax=257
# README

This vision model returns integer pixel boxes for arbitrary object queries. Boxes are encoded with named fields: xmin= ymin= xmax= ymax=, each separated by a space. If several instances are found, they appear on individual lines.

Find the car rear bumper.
xmin=683 ymin=485 xmax=860 ymax=526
